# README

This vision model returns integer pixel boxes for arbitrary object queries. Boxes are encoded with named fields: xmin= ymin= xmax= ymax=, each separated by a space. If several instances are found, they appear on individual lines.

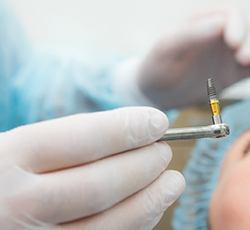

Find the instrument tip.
xmin=207 ymin=78 xmax=217 ymax=99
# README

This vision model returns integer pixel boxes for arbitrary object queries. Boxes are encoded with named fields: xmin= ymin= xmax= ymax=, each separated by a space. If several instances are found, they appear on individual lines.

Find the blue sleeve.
xmin=0 ymin=1 xmax=128 ymax=131
xmin=0 ymin=0 xmax=31 ymax=131
xmin=12 ymin=54 xmax=126 ymax=128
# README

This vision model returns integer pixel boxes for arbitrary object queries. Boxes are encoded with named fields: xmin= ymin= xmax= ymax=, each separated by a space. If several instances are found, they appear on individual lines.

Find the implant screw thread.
xmin=207 ymin=78 xmax=222 ymax=124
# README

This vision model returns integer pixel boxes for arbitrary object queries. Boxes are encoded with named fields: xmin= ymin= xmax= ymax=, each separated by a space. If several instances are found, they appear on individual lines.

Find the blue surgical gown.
xmin=0 ymin=0 xmax=127 ymax=132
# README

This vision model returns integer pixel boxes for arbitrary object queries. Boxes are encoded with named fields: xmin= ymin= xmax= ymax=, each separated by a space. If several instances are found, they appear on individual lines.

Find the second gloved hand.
xmin=136 ymin=7 xmax=250 ymax=109
xmin=0 ymin=107 xmax=185 ymax=230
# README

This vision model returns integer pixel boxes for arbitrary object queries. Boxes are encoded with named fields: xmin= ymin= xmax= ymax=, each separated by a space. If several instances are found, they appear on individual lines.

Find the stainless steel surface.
xmin=207 ymin=78 xmax=217 ymax=99
xmin=158 ymin=123 xmax=230 ymax=141
xmin=212 ymin=114 xmax=222 ymax=124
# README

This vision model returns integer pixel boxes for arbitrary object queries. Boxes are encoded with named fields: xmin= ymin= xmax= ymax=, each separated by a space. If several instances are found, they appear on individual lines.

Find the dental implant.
xmin=207 ymin=78 xmax=222 ymax=124
xmin=157 ymin=78 xmax=229 ymax=141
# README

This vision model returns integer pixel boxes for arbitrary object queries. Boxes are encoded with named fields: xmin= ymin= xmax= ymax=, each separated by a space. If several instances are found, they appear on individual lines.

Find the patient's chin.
xmin=209 ymin=181 xmax=250 ymax=230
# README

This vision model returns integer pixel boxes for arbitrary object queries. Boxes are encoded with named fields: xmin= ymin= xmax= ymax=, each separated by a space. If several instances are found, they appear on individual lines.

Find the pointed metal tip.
xmin=207 ymin=78 xmax=217 ymax=98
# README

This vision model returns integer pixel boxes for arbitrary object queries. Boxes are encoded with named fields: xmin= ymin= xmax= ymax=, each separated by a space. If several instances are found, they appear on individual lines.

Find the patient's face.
xmin=209 ymin=131 xmax=250 ymax=230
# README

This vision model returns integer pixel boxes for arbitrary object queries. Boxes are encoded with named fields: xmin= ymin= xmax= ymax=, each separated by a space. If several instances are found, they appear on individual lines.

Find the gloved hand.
xmin=137 ymin=7 xmax=250 ymax=109
xmin=0 ymin=107 xmax=185 ymax=230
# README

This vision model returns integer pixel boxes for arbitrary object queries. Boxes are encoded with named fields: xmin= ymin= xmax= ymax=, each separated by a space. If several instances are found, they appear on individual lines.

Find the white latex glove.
xmin=0 ymin=107 xmax=185 ymax=230
xmin=130 ymin=7 xmax=250 ymax=109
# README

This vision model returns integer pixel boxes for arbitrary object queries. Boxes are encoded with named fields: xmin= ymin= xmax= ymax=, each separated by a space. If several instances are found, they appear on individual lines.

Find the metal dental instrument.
xmin=158 ymin=78 xmax=230 ymax=141
xmin=158 ymin=123 xmax=229 ymax=141
xmin=207 ymin=78 xmax=222 ymax=124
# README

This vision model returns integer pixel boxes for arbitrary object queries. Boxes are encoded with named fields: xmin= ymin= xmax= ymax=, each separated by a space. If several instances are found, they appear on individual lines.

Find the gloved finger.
xmin=59 ymin=170 xmax=185 ymax=230
xmin=224 ymin=8 xmax=248 ymax=49
xmin=236 ymin=26 xmax=250 ymax=66
xmin=186 ymin=7 xmax=246 ymax=50
xmin=188 ymin=7 xmax=246 ymax=49
xmin=3 ymin=107 xmax=168 ymax=173
xmin=19 ymin=142 xmax=172 ymax=224
xmin=188 ymin=8 xmax=226 ymax=21
xmin=223 ymin=7 xmax=247 ymax=50
xmin=174 ymin=14 xmax=225 ymax=48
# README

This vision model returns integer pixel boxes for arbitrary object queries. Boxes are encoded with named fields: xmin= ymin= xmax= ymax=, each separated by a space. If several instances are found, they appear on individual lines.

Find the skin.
xmin=209 ymin=131 xmax=250 ymax=230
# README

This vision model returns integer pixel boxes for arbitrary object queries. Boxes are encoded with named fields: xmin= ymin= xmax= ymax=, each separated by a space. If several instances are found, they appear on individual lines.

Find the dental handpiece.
xmin=158 ymin=123 xmax=229 ymax=141
xmin=158 ymin=78 xmax=230 ymax=141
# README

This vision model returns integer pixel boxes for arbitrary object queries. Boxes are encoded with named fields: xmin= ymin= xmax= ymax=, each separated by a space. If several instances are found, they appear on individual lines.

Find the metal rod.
xmin=158 ymin=123 xmax=230 ymax=141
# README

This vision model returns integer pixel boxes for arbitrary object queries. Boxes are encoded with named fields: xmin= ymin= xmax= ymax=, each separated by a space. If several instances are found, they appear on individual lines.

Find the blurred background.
xmin=10 ymin=0 xmax=250 ymax=98
xmin=9 ymin=0 xmax=250 ymax=56
xmin=8 ymin=0 xmax=250 ymax=229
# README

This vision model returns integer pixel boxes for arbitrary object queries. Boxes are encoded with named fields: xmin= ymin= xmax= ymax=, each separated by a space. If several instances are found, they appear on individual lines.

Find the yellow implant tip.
xmin=210 ymin=98 xmax=221 ymax=116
